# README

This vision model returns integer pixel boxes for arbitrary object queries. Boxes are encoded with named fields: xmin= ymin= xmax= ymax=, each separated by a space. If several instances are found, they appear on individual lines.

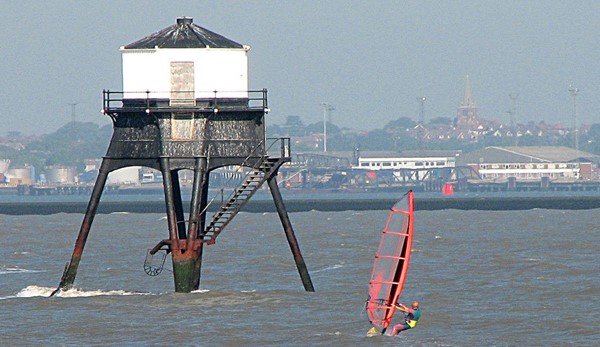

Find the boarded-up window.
xmin=171 ymin=113 xmax=194 ymax=140
xmin=170 ymin=61 xmax=195 ymax=107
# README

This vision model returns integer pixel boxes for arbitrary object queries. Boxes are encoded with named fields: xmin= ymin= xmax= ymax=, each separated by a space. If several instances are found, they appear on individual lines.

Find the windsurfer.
xmin=390 ymin=301 xmax=421 ymax=336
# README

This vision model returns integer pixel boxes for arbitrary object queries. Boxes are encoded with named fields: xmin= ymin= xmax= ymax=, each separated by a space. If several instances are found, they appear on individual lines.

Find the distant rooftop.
xmin=123 ymin=17 xmax=244 ymax=49
xmin=457 ymin=146 xmax=600 ymax=165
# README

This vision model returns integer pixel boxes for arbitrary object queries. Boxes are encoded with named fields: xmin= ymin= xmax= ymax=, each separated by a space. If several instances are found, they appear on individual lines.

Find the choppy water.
xmin=1 ymin=206 xmax=598 ymax=346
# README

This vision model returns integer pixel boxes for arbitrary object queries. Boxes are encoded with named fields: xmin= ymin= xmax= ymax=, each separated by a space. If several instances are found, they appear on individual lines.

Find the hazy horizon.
xmin=1 ymin=1 xmax=599 ymax=135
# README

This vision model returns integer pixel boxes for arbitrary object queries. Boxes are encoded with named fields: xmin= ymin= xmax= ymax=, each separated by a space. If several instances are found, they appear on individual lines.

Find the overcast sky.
xmin=1 ymin=1 xmax=599 ymax=135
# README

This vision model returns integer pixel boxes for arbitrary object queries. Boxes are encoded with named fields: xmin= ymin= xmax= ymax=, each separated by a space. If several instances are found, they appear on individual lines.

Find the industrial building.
xmin=457 ymin=146 xmax=599 ymax=181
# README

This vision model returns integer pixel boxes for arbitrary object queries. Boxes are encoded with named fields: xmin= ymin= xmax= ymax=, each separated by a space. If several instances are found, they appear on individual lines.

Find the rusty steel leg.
xmin=187 ymin=158 xmax=208 ymax=290
xmin=160 ymin=158 xmax=201 ymax=293
xmin=188 ymin=158 xmax=207 ymax=241
xmin=161 ymin=158 xmax=179 ymax=243
xmin=267 ymin=175 xmax=315 ymax=292
xmin=171 ymin=170 xmax=187 ymax=239
xmin=53 ymin=161 xmax=110 ymax=295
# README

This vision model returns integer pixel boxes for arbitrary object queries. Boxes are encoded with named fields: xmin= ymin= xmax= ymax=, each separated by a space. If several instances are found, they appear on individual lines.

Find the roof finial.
xmin=177 ymin=17 xmax=193 ymax=26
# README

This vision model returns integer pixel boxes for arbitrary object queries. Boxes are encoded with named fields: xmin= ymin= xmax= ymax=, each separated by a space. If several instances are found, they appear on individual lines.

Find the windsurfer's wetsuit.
xmin=403 ymin=308 xmax=421 ymax=329
xmin=391 ymin=308 xmax=421 ymax=335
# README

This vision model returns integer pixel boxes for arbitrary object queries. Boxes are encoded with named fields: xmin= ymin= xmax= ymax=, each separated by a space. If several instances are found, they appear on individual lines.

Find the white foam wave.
xmin=110 ymin=211 xmax=130 ymax=215
xmin=0 ymin=267 xmax=43 ymax=275
xmin=190 ymin=288 xmax=210 ymax=294
xmin=312 ymin=264 xmax=344 ymax=273
xmin=16 ymin=285 xmax=55 ymax=298
xmin=14 ymin=285 xmax=152 ymax=298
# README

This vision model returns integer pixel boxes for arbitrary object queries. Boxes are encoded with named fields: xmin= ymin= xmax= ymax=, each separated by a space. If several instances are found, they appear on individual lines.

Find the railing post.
xmin=263 ymin=88 xmax=268 ymax=109
xmin=281 ymin=138 xmax=290 ymax=158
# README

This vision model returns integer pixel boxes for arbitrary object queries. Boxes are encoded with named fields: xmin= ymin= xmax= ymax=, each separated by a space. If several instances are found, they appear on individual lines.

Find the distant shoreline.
xmin=2 ymin=195 xmax=600 ymax=215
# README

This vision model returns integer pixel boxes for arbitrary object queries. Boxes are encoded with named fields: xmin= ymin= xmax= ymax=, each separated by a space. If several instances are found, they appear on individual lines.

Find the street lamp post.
xmin=568 ymin=85 xmax=579 ymax=155
xmin=320 ymin=103 xmax=334 ymax=152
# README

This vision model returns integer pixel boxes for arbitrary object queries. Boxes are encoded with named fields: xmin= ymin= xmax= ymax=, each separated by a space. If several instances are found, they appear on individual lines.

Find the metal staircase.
xmin=201 ymin=156 xmax=285 ymax=243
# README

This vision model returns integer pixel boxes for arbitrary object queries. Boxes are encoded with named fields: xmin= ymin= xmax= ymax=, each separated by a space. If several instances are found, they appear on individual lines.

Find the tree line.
xmin=2 ymin=116 xmax=599 ymax=170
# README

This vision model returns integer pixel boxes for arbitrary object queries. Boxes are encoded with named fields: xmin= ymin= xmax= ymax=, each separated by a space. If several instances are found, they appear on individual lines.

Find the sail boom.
xmin=375 ymin=255 xmax=407 ymax=260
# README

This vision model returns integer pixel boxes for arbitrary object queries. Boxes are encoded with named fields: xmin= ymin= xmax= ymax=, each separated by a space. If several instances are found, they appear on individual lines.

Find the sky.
xmin=1 ymin=1 xmax=599 ymax=135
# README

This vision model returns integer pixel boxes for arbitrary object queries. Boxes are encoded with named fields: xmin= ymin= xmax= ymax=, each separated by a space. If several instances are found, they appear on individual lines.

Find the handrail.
xmin=199 ymin=137 xmax=289 ymax=218
xmin=199 ymin=139 xmax=265 ymax=217
xmin=102 ymin=89 xmax=268 ymax=114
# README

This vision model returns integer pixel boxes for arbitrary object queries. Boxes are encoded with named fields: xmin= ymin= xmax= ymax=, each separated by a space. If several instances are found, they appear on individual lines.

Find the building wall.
xmin=121 ymin=47 xmax=249 ymax=99
xmin=472 ymin=162 xmax=585 ymax=180
xmin=580 ymin=162 xmax=593 ymax=179
xmin=353 ymin=156 xmax=456 ymax=170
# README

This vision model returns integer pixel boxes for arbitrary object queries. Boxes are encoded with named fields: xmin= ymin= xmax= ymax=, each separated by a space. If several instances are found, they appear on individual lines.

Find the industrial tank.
xmin=6 ymin=166 xmax=34 ymax=185
xmin=44 ymin=166 xmax=77 ymax=184
xmin=106 ymin=166 xmax=141 ymax=185
xmin=0 ymin=159 xmax=10 ymax=174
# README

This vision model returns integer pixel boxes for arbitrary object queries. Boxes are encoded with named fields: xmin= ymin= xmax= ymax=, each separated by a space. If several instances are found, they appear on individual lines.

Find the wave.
xmin=0 ymin=267 xmax=44 ymax=275
xmin=190 ymin=288 xmax=211 ymax=294
xmin=312 ymin=264 xmax=344 ymax=273
xmin=10 ymin=285 xmax=153 ymax=298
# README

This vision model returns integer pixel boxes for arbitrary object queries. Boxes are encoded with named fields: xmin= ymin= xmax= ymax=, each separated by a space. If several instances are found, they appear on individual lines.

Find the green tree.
xmin=385 ymin=117 xmax=416 ymax=130
xmin=24 ymin=122 xmax=110 ymax=170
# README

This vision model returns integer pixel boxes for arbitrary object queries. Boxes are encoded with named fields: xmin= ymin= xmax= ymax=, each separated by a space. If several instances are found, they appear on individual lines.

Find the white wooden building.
xmin=120 ymin=17 xmax=250 ymax=100
xmin=352 ymin=151 xmax=458 ymax=171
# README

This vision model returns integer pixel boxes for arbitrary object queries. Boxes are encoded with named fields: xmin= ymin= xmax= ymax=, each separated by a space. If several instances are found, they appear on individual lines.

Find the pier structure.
xmin=55 ymin=17 xmax=314 ymax=293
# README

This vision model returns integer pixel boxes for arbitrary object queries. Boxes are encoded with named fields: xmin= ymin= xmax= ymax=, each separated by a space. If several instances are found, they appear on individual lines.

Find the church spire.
xmin=457 ymin=74 xmax=479 ymax=129
xmin=462 ymin=74 xmax=475 ymax=107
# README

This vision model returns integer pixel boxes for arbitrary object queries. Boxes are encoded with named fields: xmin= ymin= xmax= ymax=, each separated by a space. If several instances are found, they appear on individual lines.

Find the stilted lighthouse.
xmin=54 ymin=17 xmax=314 ymax=293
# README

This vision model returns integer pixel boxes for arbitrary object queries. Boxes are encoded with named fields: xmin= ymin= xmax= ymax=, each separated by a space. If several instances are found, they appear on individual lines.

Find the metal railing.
xmin=102 ymin=89 xmax=268 ymax=114
xmin=266 ymin=137 xmax=291 ymax=159
xmin=201 ymin=137 xmax=290 ymax=215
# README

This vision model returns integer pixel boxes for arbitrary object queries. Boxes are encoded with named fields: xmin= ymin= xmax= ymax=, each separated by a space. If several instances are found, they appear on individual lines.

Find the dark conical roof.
xmin=123 ymin=17 xmax=244 ymax=49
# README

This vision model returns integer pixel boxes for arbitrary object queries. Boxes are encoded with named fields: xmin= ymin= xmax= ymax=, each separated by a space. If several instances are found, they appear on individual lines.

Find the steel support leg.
xmin=161 ymin=158 xmax=202 ymax=292
xmin=187 ymin=158 xmax=208 ymax=290
xmin=267 ymin=175 xmax=315 ymax=292
xmin=171 ymin=170 xmax=187 ymax=239
xmin=53 ymin=159 xmax=110 ymax=295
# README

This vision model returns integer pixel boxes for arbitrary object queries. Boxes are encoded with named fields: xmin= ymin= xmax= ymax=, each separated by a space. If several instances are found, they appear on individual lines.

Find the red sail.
xmin=366 ymin=191 xmax=414 ymax=334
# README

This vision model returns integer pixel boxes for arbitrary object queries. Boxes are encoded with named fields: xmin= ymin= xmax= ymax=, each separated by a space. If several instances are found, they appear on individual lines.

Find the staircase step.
xmin=203 ymin=157 xmax=283 ymax=242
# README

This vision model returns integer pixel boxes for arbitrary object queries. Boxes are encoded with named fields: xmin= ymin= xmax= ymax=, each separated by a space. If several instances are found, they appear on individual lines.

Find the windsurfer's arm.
xmin=395 ymin=304 xmax=413 ymax=313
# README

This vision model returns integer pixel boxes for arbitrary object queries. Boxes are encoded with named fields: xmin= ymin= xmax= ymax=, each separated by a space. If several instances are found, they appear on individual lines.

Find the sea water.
xmin=0 ymin=204 xmax=598 ymax=346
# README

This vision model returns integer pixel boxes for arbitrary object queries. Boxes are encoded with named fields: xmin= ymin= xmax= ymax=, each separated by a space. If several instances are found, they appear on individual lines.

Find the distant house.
xmin=457 ymin=146 xmax=600 ymax=181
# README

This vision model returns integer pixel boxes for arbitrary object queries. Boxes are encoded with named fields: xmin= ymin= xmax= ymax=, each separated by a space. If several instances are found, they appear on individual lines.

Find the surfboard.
xmin=365 ymin=190 xmax=414 ymax=335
